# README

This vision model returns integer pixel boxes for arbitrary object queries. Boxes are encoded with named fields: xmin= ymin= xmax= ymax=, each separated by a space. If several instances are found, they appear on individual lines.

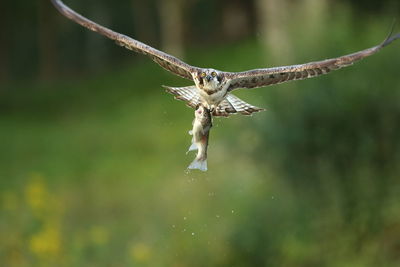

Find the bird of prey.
xmin=51 ymin=0 xmax=400 ymax=117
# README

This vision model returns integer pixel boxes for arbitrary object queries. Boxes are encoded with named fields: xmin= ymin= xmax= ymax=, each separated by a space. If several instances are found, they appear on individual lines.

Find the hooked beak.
xmin=205 ymin=75 xmax=213 ymax=82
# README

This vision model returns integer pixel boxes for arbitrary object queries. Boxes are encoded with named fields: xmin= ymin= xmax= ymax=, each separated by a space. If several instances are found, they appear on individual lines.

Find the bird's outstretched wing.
xmin=226 ymin=30 xmax=400 ymax=91
xmin=51 ymin=0 xmax=200 ymax=80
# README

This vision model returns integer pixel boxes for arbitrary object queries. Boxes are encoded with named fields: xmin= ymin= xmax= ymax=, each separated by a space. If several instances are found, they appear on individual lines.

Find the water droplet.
xmin=231 ymin=210 xmax=235 ymax=214
xmin=183 ymin=217 xmax=187 ymax=220
xmin=192 ymin=232 xmax=195 ymax=236
xmin=183 ymin=229 xmax=186 ymax=232
xmin=216 ymin=215 xmax=220 ymax=218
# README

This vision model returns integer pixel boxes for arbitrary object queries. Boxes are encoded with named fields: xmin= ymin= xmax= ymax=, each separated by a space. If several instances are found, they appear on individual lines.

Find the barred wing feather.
xmin=226 ymin=31 xmax=400 ymax=91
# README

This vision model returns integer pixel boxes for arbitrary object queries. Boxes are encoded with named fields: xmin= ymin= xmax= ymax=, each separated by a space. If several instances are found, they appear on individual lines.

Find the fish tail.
xmin=188 ymin=158 xmax=208 ymax=172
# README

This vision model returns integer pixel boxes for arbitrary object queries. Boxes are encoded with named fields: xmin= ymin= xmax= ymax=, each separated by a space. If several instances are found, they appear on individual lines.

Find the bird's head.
xmin=194 ymin=69 xmax=223 ymax=90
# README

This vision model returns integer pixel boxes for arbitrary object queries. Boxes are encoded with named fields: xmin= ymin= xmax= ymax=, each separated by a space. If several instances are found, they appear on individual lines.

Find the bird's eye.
xmin=211 ymin=72 xmax=217 ymax=77
xmin=201 ymin=72 xmax=206 ymax=78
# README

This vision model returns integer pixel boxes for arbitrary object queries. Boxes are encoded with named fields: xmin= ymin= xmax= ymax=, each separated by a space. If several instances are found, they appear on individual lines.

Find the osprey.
xmin=52 ymin=0 xmax=400 ymax=117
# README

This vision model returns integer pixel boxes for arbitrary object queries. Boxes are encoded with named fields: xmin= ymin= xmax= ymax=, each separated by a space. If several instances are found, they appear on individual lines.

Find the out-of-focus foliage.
xmin=0 ymin=0 xmax=399 ymax=82
xmin=1 ymin=0 xmax=400 ymax=266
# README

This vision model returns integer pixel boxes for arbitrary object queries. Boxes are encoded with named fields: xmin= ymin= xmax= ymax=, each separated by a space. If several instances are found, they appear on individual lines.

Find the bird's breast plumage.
xmin=197 ymin=84 xmax=229 ymax=107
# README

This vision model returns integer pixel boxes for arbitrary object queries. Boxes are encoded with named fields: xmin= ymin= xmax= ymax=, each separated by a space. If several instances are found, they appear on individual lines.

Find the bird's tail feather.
xmin=213 ymin=94 xmax=265 ymax=117
xmin=164 ymin=85 xmax=201 ymax=109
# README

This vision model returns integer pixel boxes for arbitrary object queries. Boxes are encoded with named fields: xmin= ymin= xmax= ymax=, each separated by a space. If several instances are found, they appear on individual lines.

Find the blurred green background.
xmin=1 ymin=0 xmax=400 ymax=266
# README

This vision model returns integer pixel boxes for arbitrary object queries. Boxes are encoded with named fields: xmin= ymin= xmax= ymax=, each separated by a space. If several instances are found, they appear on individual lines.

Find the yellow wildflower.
xmin=130 ymin=243 xmax=151 ymax=263
xmin=29 ymin=224 xmax=61 ymax=260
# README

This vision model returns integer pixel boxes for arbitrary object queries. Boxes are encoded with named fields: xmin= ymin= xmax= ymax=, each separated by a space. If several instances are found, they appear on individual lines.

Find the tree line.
xmin=0 ymin=0 xmax=398 ymax=83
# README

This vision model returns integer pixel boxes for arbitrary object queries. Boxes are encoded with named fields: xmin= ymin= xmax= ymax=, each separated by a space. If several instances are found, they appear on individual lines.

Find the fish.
xmin=187 ymin=104 xmax=212 ymax=172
